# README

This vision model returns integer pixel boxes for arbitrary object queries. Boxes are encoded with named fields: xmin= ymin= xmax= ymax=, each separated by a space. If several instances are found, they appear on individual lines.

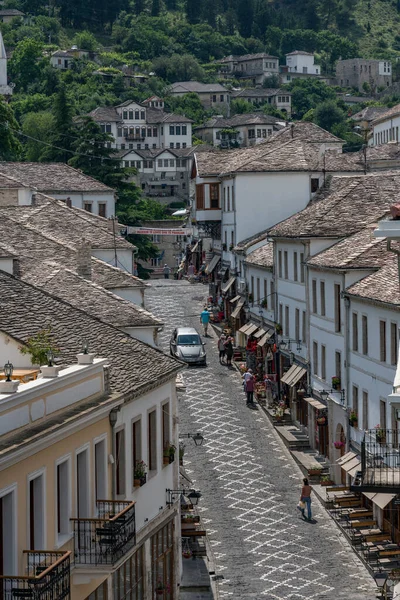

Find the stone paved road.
xmin=147 ymin=280 xmax=377 ymax=600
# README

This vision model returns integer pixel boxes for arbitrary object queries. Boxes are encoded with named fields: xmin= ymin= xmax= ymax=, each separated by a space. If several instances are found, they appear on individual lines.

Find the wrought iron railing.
xmin=72 ymin=500 xmax=136 ymax=566
xmin=0 ymin=550 xmax=71 ymax=600
xmin=353 ymin=429 xmax=400 ymax=490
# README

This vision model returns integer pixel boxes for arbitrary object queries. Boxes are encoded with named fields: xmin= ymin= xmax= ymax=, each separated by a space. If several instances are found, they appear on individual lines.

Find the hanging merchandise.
xmin=182 ymin=537 xmax=193 ymax=559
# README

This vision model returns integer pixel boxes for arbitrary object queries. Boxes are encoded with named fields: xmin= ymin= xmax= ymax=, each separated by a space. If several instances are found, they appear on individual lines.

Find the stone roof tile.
xmin=244 ymin=243 xmax=273 ymax=268
xmin=346 ymin=255 xmax=400 ymax=306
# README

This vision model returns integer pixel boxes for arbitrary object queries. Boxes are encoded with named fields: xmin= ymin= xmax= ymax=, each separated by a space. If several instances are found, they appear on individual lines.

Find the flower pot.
xmin=77 ymin=352 xmax=95 ymax=365
xmin=134 ymin=479 xmax=141 ymax=488
xmin=163 ymin=456 xmax=170 ymax=465
xmin=308 ymin=469 xmax=322 ymax=476
xmin=183 ymin=551 xmax=192 ymax=559
xmin=156 ymin=590 xmax=164 ymax=596
xmin=321 ymin=480 xmax=334 ymax=486
xmin=317 ymin=416 xmax=327 ymax=426
xmin=350 ymin=420 xmax=358 ymax=428
xmin=40 ymin=365 xmax=61 ymax=378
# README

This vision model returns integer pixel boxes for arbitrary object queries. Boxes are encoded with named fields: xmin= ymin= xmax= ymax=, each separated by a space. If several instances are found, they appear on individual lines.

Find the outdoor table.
xmin=0 ymin=368 xmax=39 ymax=383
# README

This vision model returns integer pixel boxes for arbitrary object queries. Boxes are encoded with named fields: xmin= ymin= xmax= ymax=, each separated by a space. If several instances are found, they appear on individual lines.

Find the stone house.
xmin=336 ymin=58 xmax=392 ymax=92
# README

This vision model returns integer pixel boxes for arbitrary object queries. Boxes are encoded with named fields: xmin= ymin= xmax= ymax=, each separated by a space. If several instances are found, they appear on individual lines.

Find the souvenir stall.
xmin=280 ymin=364 xmax=308 ymax=426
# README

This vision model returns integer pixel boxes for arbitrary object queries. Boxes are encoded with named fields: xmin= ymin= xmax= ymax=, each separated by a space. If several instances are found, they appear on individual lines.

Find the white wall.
xmin=372 ymin=115 xmax=400 ymax=146
xmin=110 ymin=286 xmax=144 ymax=308
xmin=0 ymin=258 xmax=13 ymax=275
xmin=50 ymin=192 xmax=116 ymax=217
xmin=122 ymin=326 xmax=158 ymax=347
xmin=0 ymin=332 xmax=33 ymax=368
xmin=92 ymin=249 xmax=133 ymax=274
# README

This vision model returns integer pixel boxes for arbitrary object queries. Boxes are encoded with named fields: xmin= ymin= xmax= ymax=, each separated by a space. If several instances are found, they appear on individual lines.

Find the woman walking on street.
xmin=245 ymin=370 xmax=255 ymax=406
xmin=299 ymin=478 xmax=312 ymax=521
xmin=225 ymin=335 xmax=234 ymax=367
xmin=218 ymin=334 xmax=226 ymax=364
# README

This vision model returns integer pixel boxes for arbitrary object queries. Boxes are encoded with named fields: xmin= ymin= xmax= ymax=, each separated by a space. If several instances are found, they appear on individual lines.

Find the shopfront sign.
xmin=126 ymin=226 xmax=192 ymax=236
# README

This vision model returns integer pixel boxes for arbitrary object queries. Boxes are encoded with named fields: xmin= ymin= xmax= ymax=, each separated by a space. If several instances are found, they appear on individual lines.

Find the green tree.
xmin=288 ymin=78 xmax=336 ymax=118
xmin=151 ymin=0 xmax=161 ymax=17
xmin=230 ymin=98 xmax=254 ymax=115
xmin=73 ymin=30 xmax=98 ymax=51
xmin=237 ymin=0 xmax=253 ymax=38
xmin=9 ymin=38 xmax=43 ymax=92
xmin=0 ymin=98 xmax=21 ymax=160
xmin=186 ymin=0 xmax=199 ymax=24
xmin=41 ymin=83 xmax=74 ymax=162
xmin=314 ymin=100 xmax=345 ymax=133
xmin=21 ymin=111 xmax=55 ymax=161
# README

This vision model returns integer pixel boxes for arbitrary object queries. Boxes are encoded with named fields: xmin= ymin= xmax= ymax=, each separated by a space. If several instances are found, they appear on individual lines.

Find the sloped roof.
xmin=232 ymin=88 xmax=290 ymax=98
xmin=0 ymin=162 xmax=114 ymax=193
xmin=371 ymin=103 xmax=400 ymax=126
xmin=0 ymin=173 xmax=29 ymax=188
xmin=346 ymin=254 xmax=400 ymax=306
xmin=286 ymin=50 xmax=314 ymax=56
xmin=170 ymin=81 xmax=228 ymax=93
xmin=0 ymin=271 xmax=180 ymax=396
xmin=244 ymin=243 xmax=273 ymax=268
xmin=307 ymin=227 xmax=388 ymax=269
xmin=89 ymin=106 xmax=121 ymax=122
xmin=217 ymin=53 xmax=278 ymax=63
xmin=351 ymin=106 xmax=388 ymax=123
xmin=145 ymin=108 xmax=192 ymax=124
xmin=0 ymin=8 xmax=24 ymax=15
xmin=268 ymin=172 xmax=400 ymax=239
xmin=195 ymin=113 xmax=281 ymax=130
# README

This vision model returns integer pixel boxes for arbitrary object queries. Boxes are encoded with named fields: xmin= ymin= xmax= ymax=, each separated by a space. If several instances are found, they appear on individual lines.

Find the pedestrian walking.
xmin=224 ymin=335 xmax=234 ymax=367
xmin=243 ymin=367 xmax=253 ymax=389
xmin=163 ymin=264 xmax=171 ymax=279
xmin=200 ymin=306 xmax=210 ymax=336
xmin=244 ymin=370 xmax=255 ymax=405
xmin=218 ymin=334 xmax=226 ymax=363
xmin=298 ymin=477 xmax=312 ymax=521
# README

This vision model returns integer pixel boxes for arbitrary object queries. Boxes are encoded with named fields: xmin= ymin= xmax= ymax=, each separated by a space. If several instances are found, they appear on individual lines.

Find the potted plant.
xmin=316 ymin=415 xmax=327 ymax=426
xmin=375 ymin=425 xmax=385 ymax=444
xmin=261 ymin=298 xmax=268 ymax=309
xmin=333 ymin=440 xmax=345 ymax=449
xmin=133 ymin=460 xmax=147 ymax=487
xmin=156 ymin=579 xmax=171 ymax=596
xmin=182 ymin=549 xmax=193 ymax=559
xmin=274 ymin=402 xmax=285 ymax=422
xmin=163 ymin=443 xmax=176 ymax=465
xmin=308 ymin=464 xmax=323 ymax=476
xmin=229 ymin=243 xmax=234 ymax=251
xmin=275 ymin=323 xmax=282 ymax=335
xmin=222 ymin=243 xmax=227 ymax=251
xmin=179 ymin=444 xmax=185 ymax=466
xmin=349 ymin=411 xmax=358 ymax=428
xmin=19 ymin=328 xmax=60 ymax=367
xmin=321 ymin=474 xmax=334 ymax=486
xmin=332 ymin=376 xmax=341 ymax=390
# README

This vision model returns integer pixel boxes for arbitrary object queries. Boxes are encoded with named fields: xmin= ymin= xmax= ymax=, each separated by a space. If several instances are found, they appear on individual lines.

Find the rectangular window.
xmin=56 ymin=461 xmax=69 ymax=536
xmin=279 ymin=304 xmax=283 ymax=328
xmin=320 ymin=281 xmax=325 ymax=316
xmin=231 ymin=185 xmax=235 ymax=210
xmin=176 ymin=126 xmax=181 ymax=135
xmin=157 ymin=159 xmax=162 ymax=168
xmin=312 ymin=279 xmax=317 ymax=314
xmin=113 ymin=546 xmax=144 ymax=600
xmin=153 ymin=127 xmax=157 ymax=137
xmin=94 ymin=440 xmax=106 ymax=502
xmin=300 ymin=252 xmax=305 ymax=283
xmin=302 ymin=310 xmax=306 ymax=344
xmin=284 ymin=251 xmax=288 ymax=279
xmin=141 ymin=110 xmax=145 ymax=119
xmin=256 ymin=278 xmax=260 ymax=302
xmin=209 ymin=184 xmax=219 ymax=209
xmin=362 ymin=315 xmax=368 ymax=355
xmin=362 ymin=391 xmax=368 ymax=431
xmin=162 ymin=402 xmax=170 ymax=454
xmin=135 ymin=110 xmax=139 ymax=120
xmin=278 ymin=250 xmax=282 ymax=278
xmin=164 ymin=159 xmax=168 ymax=167
xmin=169 ymin=126 xmax=175 ymax=135
xmin=335 ymin=351 xmax=341 ymax=383
xmin=196 ymin=184 xmax=204 ymax=210
xmin=264 ymin=279 xmax=268 ymax=308
xmin=116 ymin=430 xmax=126 ymax=496
xmin=352 ymin=312 xmax=358 ymax=352
xmin=98 ymin=203 xmax=106 ymax=218
xmin=352 ymin=385 xmax=359 ymax=419
xmin=285 ymin=305 xmax=289 ymax=336
xmin=123 ymin=110 xmax=128 ymax=120
xmin=84 ymin=203 xmax=92 ymax=213
xmin=76 ymin=449 xmax=90 ymax=518
xmin=391 ymin=323 xmax=398 ymax=366
xmin=334 ymin=284 xmax=341 ymax=333
xmin=295 ymin=308 xmax=300 ymax=341
xmin=321 ymin=345 xmax=326 ymax=380
xmin=148 ymin=410 xmax=157 ymax=472
xmin=147 ymin=127 xmax=152 ymax=137
xmin=227 ymin=186 xmax=230 ymax=212
xmin=311 ymin=178 xmax=319 ymax=193
xmin=380 ymin=320 xmax=387 ymax=362
xmin=293 ymin=252 xmax=298 ymax=282
xmin=29 ymin=475 xmax=45 ymax=550
xmin=380 ymin=399 xmax=387 ymax=430
xmin=182 ymin=126 xmax=187 ymax=135
xmin=313 ymin=341 xmax=318 ymax=376
xmin=251 ymin=276 xmax=254 ymax=299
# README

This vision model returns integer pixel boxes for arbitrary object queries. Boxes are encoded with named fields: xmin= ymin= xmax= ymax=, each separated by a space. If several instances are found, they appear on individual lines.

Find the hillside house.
xmin=0 ymin=31 xmax=12 ymax=95
xmin=194 ymin=114 xmax=284 ymax=148
xmin=280 ymin=51 xmax=321 ymax=84
xmin=168 ymin=81 xmax=230 ymax=111
xmin=336 ymin=59 xmax=392 ymax=92
xmin=216 ymin=53 xmax=279 ymax=86
xmin=231 ymin=88 xmax=292 ymax=115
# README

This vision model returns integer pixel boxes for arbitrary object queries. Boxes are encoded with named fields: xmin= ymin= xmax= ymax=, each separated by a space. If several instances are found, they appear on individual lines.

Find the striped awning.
xmin=205 ymin=255 xmax=220 ymax=274
xmin=191 ymin=241 xmax=199 ymax=252
xmin=230 ymin=295 xmax=241 ymax=304
xmin=341 ymin=457 xmax=360 ymax=473
xmin=221 ymin=277 xmax=236 ymax=294
xmin=239 ymin=323 xmax=252 ymax=334
xmin=231 ymin=300 xmax=244 ymax=319
xmin=372 ymin=493 xmax=396 ymax=510
xmin=254 ymin=328 xmax=266 ymax=339
xmin=280 ymin=364 xmax=307 ymax=387
xmin=245 ymin=324 xmax=258 ymax=336
xmin=304 ymin=398 xmax=326 ymax=410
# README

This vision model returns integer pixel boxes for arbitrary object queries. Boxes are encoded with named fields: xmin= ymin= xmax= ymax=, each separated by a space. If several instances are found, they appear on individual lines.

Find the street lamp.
xmin=373 ymin=571 xmax=388 ymax=599
xmin=46 ymin=349 xmax=54 ymax=367
xmin=279 ymin=338 xmax=302 ymax=353
xmin=3 ymin=361 xmax=13 ymax=382
xmin=180 ymin=432 xmax=204 ymax=446
xmin=319 ymin=389 xmax=346 ymax=403
xmin=166 ymin=488 xmax=202 ymax=506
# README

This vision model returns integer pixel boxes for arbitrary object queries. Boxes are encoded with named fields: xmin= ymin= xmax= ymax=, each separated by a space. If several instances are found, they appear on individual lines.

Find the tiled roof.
xmin=52 ymin=50 xmax=74 ymax=58
xmin=232 ymin=88 xmax=290 ymax=98
xmin=0 ymin=173 xmax=28 ymax=188
xmin=322 ymin=150 xmax=365 ymax=172
xmin=145 ymin=108 xmax=192 ymax=124
xmin=89 ymin=106 xmax=121 ymax=122
xmin=268 ymin=172 xmax=400 ymax=239
xmin=0 ymin=162 xmax=114 ymax=193
xmin=40 ymin=268 xmax=159 ymax=328
xmin=118 ymin=145 xmax=209 ymax=160
xmin=371 ymin=103 xmax=400 ymax=125
xmin=195 ymin=113 xmax=281 ymax=130
xmin=233 ymin=228 xmax=270 ymax=252
xmin=244 ymin=243 xmax=273 ymax=268
xmin=351 ymin=106 xmax=388 ymax=122
xmin=346 ymin=255 xmax=400 ymax=306
xmin=0 ymin=198 xmax=133 ymax=250
xmin=0 ymin=271 xmax=181 ymax=396
xmin=91 ymin=258 xmax=145 ymax=289
xmin=286 ymin=50 xmax=314 ymax=56
xmin=307 ymin=227 xmax=388 ymax=269
xmin=217 ymin=53 xmax=278 ymax=63
xmin=366 ymin=143 xmax=400 ymax=162
xmin=170 ymin=81 xmax=228 ymax=93
xmin=0 ymin=9 xmax=24 ymax=15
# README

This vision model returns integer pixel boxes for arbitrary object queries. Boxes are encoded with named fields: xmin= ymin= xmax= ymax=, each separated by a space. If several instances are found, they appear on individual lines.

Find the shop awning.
xmin=191 ymin=241 xmax=199 ymax=252
xmin=258 ymin=330 xmax=273 ymax=347
xmin=245 ymin=324 xmax=258 ymax=336
xmin=239 ymin=323 xmax=252 ymax=334
xmin=221 ymin=276 xmax=236 ymax=294
xmin=254 ymin=328 xmax=266 ymax=339
xmin=362 ymin=492 xmax=377 ymax=500
xmin=230 ymin=295 xmax=241 ymax=304
xmin=304 ymin=398 xmax=326 ymax=411
xmin=205 ymin=255 xmax=220 ymax=274
xmin=341 ymin=457 xmax=361 ymax=473
xmin=348 ymin=464 xmax=361 ymax=478
xmin=280 ymin=364 xmax=307 ymax=387
xmin=372 ymin=493 xmax=396 ymax=510
xmin=231 ymin=300 xmax=244 ymax=319
xmin=336 ymin=451 xmax=357 ymax=465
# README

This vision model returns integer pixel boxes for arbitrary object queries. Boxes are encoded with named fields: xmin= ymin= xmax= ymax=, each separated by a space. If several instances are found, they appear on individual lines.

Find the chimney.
xmin=107 ymin=216 xmax=118 ymax=232
xmin=65 ymin=197 xmax=72 ymax=208
xmin=76 ymin=239 xmax=92 ymax=280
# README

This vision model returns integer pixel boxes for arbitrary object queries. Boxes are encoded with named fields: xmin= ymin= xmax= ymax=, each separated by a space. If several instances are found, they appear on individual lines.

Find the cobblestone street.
xmin=147 ymin=280 xmax=377 ymax=600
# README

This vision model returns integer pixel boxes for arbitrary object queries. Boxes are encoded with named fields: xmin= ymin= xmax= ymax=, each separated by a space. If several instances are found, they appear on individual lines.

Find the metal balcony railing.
xmin=0 ymin=551 xmax=71 ymax=600
xmin=352 ymin=429 xmax=400 ymax=492
xmin=71 ymin=500 xmax=136 ymax=566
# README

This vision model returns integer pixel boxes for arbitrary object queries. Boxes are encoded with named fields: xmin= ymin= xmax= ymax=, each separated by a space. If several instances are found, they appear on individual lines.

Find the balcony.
xmin=125 ymin=134 xmax=145 ymax=141
xmin=72 ymin=500 xmax=136 ymax=566
xmin=0 ymin=551 xmax=71 ymax=600
xmin=351 ymin=429 xmax=400 ymax=493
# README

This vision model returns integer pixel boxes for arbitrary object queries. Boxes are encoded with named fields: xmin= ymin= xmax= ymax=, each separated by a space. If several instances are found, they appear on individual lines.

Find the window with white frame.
xmin=56 ymin=459 xmax=70 ymax=538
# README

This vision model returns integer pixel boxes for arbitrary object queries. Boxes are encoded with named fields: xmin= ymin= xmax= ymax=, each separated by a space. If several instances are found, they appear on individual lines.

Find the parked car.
xmin=170 ymin=327 xmax=206 ymax=365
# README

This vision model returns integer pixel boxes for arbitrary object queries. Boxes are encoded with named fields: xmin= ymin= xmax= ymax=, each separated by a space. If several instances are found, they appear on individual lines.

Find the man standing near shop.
xmin=163 ymin=264 xmax=171 ymax=279
xmin=200 ymin=306 xmax=210 ymax=336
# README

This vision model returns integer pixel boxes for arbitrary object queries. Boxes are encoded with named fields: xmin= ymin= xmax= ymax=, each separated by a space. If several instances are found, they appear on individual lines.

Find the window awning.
xmin=239 ymin=323 xmax=252 ymax=334
xmin=341 ymin=457 xmax=360 ymax=473
xmin=304 ymin=398 xmax=326 ymax=411
xmin=245 ymin=324 xmax=258 ymax=336
xmin=254 ymin=328 xmax=266 ymax=339
xmin=362 ymin=492 xmax=377 ymax=500
xmin=372 ymin=493 xmax=396 ymax=510
xmin=258 ymin=330 xmax=273 ymax=347
xmin=230 ymin=295 xmax=241 ymax=304
xmin=231 ymin=300 xmax=244 ymax=319
xmin=336 ymin=451 xmax=356 ymax=465
xmin=280 ymin=365 xmax=307 ymax=387
xmin=221 ymin=276 xmax=236 ymax=294
xmin=348 ymin=464 xmax=361 ymax=478
xmin=205 ymin=255 xmax=220 ymax=274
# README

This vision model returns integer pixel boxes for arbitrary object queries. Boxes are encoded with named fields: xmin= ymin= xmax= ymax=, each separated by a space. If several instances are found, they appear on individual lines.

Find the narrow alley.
xmin=147 ymin=279 xmax=377 ymax=600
